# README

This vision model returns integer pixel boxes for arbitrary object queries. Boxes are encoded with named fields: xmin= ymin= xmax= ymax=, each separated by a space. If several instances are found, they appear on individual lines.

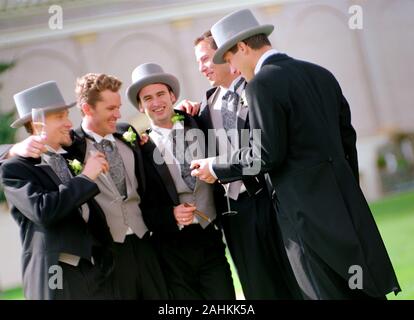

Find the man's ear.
xmin=81 ymin=103 xmax=93 ymax=116
xmin=238 ymin=42 xmax=248 ymax=54
xmin=138 ymin=104 xmax=145 ymax=113
xmin=229 ymin=64 xmax=240 ymax=75
xmin=26 ymin=121 xmax=34 ymax=134
xmin=170 ymin=92 xmax=177 ymax=105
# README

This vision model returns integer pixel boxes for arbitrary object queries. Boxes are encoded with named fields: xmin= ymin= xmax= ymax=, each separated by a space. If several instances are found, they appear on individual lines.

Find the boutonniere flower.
xmin=171 ymin=112 xmax=185 ymax=124
xmin=122 ymin=127 xmax=137 ymax=146
xmin=240 ymin=90 xmax=248 ymax=108
xmin=68 ymin=159 xmax=83 ymax=175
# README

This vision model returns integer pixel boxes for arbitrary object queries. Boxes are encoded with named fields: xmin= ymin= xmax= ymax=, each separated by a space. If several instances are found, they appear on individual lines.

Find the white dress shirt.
xmin=81 ymin=122 xmax=116 ymax=144
xmin=149 ymin=121 xmax=199 ymax=228
xmin=207 ymin=76 xmax=248 ymax=199
xmin=81 ymin=121 xmax=134 ymax=236
xmin=149 ymin=121 xmax=184 ymax=170
xmin=254 ymin=48 xmax=279 ymax=75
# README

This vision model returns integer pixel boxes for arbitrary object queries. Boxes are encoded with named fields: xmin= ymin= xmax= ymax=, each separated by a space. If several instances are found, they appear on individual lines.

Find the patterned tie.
xmin=221 ymin=77 xmax=245 ymax=133
xmin=170 ymin=129 xmax=196 ymax=191
xmin=95 ymin=139 xmax=127 ymax=198
xmin=46 ymin=152 xmax=73 ymax=185
xmin=221 ymin=90 xmax=239 ymax=133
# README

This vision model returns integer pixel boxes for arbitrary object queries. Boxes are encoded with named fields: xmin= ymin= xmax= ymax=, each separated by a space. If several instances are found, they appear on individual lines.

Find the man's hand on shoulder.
xmin=8 ymin=135 xmax=47 ymax=159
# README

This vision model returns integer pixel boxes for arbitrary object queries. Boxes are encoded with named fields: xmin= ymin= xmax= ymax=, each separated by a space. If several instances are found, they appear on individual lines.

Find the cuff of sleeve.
xmin=0 ymin=145 xmax=13 ymax=161
xmin=77 ymin=174 xmax=94 ymax=183
xmin=208 ymin=157 xmax=218 ymax=179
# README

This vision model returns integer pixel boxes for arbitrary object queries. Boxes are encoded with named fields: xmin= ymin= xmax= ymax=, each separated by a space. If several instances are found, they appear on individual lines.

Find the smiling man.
xmin=126 ymin=63 xmax=235 ymax=299
xmin=68 ymin=73 xmax=169 ymax=299
xmin=0 ymin=75 xmax=169 ymax=299
xmin=0 ymin=81 xmax=113 ymax=299
xmin=193 ymin=31 xmax=301 ymax=300
xmin=192 ymin=9 xmax=401 ymax=299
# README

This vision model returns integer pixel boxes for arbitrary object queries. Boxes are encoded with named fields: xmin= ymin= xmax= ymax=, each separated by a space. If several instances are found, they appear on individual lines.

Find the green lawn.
xmin=1 ymin=190 xmax=413 ymax=300
xmin=370 ymin=191 xmax=414 ymax=300
xmin=0 ymin=287 xmax=23 ymax=300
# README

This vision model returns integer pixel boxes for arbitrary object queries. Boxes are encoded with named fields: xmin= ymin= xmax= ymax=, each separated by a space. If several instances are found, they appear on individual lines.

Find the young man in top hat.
xmin=192 ymin=9 xmax=400 ymax=299
xmin=126 ymin=63 xmax=235 ymax=299
xmin=0 ymin=81 xmax=114 ymax=299
xmin=193 ymin=31 xmax=301 ymax=299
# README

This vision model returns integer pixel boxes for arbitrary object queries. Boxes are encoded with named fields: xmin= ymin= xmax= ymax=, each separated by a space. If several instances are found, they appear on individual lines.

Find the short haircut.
xmin=24 ymin=122 xmax=33 ymax=135
xmin=75 ymin=73 xmax=122 ymax=112
xmin=194 ymin=30 xmax=218 ymax=50
xmin=228 ymin=33 xmax=271 ymax=54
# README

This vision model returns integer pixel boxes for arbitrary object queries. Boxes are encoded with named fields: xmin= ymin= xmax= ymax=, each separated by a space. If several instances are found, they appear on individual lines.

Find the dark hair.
xmin=194 ymin=30 xmax=218 ymax=50
xmin=228 ymin=33 xmax=271 ymax=54
xmin=24 ymin=122 xmax=33 ymax=135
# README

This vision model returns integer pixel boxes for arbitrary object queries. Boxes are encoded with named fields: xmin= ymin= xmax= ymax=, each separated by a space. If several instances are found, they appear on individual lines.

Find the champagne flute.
xmin=31 ymin=108 xmax=46 ymax=137
xmin=222 ymin=184 xmax=238 ymax=216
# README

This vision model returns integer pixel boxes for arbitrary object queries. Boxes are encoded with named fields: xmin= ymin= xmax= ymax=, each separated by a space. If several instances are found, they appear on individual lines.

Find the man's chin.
xmin=61 ymin=138 xmax=73 ymax=147
xmin=108 ymin=124 xmax=117 ymax=133
xmin=208 ymin=79 xmax=217 ymax=87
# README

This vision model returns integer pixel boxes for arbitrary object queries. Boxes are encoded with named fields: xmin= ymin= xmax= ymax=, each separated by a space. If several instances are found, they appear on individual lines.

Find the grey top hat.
xmin=211 ymin=9 xmax=274 ymax=64
xmin=11 ymin=81 xmax=75 ymax=128
xmin=126 ymin=63 xmax=180 ymax=109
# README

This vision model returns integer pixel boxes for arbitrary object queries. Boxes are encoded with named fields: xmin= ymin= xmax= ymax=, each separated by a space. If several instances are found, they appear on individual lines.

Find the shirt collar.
xmin=81 ymin=120 xmax=116 ymax=143
xmin=228 ymin=75 xmax=245 ymax=93
xmin=45 ymin=145 xmax=67 ymax=155
xmin=42 ymin=145 xmax=67 ymax=163
xmin=151 ymin=121 xmax=184 ymax=139
xmin=254 ymin=48 xmax=279 ymax=75
xmin=229 ymin=76 xmax=246 ymax=94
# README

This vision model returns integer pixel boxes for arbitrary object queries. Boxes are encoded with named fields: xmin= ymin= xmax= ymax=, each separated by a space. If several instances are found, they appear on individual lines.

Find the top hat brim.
xmin=10 ymin=102 xmax=76 ymax=128
xmin=213 ymin=24 xmax=274 ymax=64
xmin=126 ymin=73 xmax=180 ymax=109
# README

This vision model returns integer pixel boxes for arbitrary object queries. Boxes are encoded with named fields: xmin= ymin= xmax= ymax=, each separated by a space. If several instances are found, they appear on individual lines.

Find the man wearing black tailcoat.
xmin=192 ymin=9 xmax=401 ymax=299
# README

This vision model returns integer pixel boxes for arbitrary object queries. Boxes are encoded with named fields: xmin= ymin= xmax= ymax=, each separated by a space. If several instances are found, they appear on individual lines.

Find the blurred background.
xmin=0 ymin=0 xmax=413 ymax=299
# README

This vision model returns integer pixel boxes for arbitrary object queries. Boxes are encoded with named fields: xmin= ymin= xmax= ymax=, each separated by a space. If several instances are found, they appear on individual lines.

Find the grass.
xmin=226 ymin=248 xmax=244 ymax=299
xmin=0 ymin=287 xmax=23 ymax=300
xmin=370 ymin=191 xmax=414 ymax=300
xmin=1 ymin=190 xmax=413 ymax=300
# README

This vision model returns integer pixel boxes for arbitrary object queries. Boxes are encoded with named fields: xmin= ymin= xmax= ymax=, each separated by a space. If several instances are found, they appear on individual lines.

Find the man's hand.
xmin=175 ymin=99 xmax=200 ymax=116
xmin=173 ymin=203 xmax=196 ymax=226
xmin=139 ymin=133 xmax=149 ymax=145
xmin=8 ymin=135 xmax=47 ymax=159
xmin=82 ymin=151 xmax=109 ymax=181
xmin=190 ymin=158 xmax=217 ymax=184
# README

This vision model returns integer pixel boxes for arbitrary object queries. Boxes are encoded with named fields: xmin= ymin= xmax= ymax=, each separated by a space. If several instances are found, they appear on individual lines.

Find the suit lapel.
xmin=114 ymin=138 xmax=135 ymax=196
xmin=142 ymin=138 xmax=180 ymax=205
xmin=237 ymin=105 xmax=249 ymax=130
xmin=65 ymin=127 xmax=88 ymax=163
xmin=35 ymin=163 xmax=85 ymax=218
xmin=114 ymin=129 xmax=146 ymax=195
xmin=36 ymin=164 xmax=63 ymax=187
xmin=142 ymin=112 xmax=199 ymax=205
xmin=199 ymin=87 xmax=217 ymax=131
xmin=198 ymin=88 xmax=222 ymax=156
